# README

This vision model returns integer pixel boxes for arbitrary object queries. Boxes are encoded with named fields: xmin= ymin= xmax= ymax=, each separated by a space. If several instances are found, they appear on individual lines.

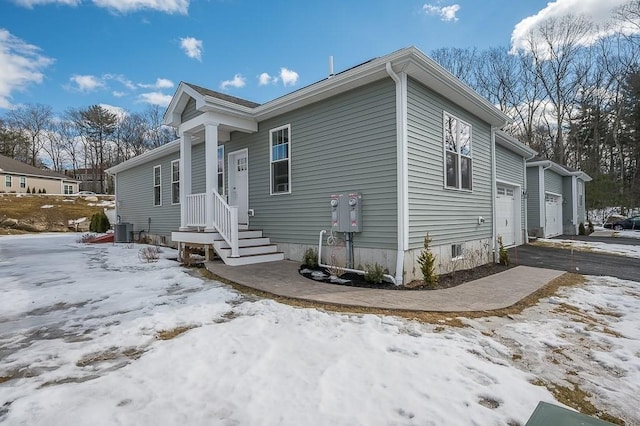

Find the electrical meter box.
xmin=330 ymin=192 xmax=362 ymax=232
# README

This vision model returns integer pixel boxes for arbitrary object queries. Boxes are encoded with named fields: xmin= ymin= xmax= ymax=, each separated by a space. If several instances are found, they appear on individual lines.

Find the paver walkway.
xmin=204 ymin=260 xmax=564 ymax=312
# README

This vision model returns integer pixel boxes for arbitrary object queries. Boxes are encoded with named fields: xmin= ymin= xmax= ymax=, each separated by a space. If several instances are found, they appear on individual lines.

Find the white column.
xmin=204 ymin=123 xmax=219 ymax=232
xmin=179 ymin=132 xmax=193 ymax=231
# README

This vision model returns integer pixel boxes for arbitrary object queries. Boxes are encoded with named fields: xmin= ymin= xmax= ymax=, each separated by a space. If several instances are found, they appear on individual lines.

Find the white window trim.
xmin=171 ymin=160 xmax=179 ymax=205
xmin=153 ymin=165 xmax=162 ymax=206
xmin=218 ymin=145 xmax=225 ymax=196
xmin=269 ymin=124 xmax=292 ymax=196
xmin=20 ymin=176 xmax=26 ymax=188
xmin=442 ymin=111 xmax=473 ymax=192
xmin=5 ymin=175 xmax=12 ymax=188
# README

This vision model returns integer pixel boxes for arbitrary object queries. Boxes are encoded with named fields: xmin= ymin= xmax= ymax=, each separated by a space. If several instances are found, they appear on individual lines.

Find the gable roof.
xmin=164 ymin=46 xmax=511 ymax=129
xmin=527 ymin=157 xmax=592 ymax=182
xmin=0 ymin=154 xmax=77 ymax=181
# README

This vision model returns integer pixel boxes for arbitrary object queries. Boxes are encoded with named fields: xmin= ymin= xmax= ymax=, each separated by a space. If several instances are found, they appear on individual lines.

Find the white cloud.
xmin=258 ymin=72 xmax=277 ymax=86
xmin=12 ymin=0 xmax=79 ymax=7
xmin=68 ymin=74 xmax=105 ymax=92
xmin=99 ymin=103 xmax=128 ymax=119
xmin=279 ymin=67 xmax=299 ymax=87
xmin=510 ymin=0 xmax=638 ymax=54
xmin=137 ymin=91 xmax=172 ymax=106
xmin=104 ymin=73 xmax=136 ymax=90
xmin=138 ymin=78 xmax=174 ymax=89
xmin=180 ymin=37 xmax=203 ymax=61
xmin=91 ymin=0 xmax=189 ymax=14
xmin=423 ymin=3 xmax=460 ymax=22
xmin=220 ymin=74 xmax=246 ymax=90
xmin=0 ymin=28 xmax=54 ymax=109
xmin=112 ymin=91 xmax=126 ymax=97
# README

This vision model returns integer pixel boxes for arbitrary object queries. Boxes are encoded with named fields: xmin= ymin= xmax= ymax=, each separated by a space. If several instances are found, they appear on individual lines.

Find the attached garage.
xmin=496 ymin=186 xmax=517 ymax=246
xmin=544 ymin=193 xmax=563 ymax=237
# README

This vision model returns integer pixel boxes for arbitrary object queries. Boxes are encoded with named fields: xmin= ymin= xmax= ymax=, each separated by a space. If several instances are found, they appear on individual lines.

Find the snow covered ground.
xmin=537 ymin=237 xmax=640 ymax=258
xmin=1 ymin=234 xmax=638 ymax=425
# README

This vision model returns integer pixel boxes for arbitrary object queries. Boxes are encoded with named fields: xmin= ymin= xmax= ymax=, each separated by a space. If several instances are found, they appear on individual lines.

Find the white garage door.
xmin=544 ymin=194 xmax=563 ymax=237
xmin=496 ymin=186 xmax=516 ymax=246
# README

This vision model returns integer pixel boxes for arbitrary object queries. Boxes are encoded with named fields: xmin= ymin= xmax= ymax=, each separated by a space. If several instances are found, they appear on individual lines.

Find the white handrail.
xmin=185 ymin=193 xmax=206 ymax=227
xmin=213 ymin=191 xmax=239 ymax=257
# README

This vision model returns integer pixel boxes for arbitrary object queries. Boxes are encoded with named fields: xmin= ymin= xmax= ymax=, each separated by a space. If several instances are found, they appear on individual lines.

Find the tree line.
xmin=430 ymin=2 xmax=640 ymax=211
xmin=0 ymin=104 xmax=176 ymax=193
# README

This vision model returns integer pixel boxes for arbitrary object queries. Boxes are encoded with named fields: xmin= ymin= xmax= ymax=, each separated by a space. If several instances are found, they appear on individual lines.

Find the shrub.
xmin=498 ymin=236 xmax=510 ymax=266
xmin=138 ymin=246 xmax=161 ymax=263
xmin=89 ymin=210 xmax=110 ymax=233
xmin=326 ymin=254 xmax=345 ymax=277
xmin=364 ymin=263 xmax=385 ymax=284
xmin=301 ymin=247 xmax=318 ymax=268
xmin=42 ymin=188 xmax=46 ymax=194
xmin=37 ymin=189 xmax=42 ymax=194
xmin=26 ymin=187 xmax=31 ymax=194
xmin=417 ymin=233 xmax=438 ymax=286
xmin=76 ymin=233 xmax=97 ymax=243
xmin=578 ymin=222 xmax=586 ymax=235
xmin=588 ymin=220 xmax=594 ymax=234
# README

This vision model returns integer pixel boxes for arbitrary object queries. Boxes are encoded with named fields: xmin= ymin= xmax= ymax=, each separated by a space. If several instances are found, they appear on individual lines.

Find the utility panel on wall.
xmin=330 ymin=192 xmax=362 ymax=233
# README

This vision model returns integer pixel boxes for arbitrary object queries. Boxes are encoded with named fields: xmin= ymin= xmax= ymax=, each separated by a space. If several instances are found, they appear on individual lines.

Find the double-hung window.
xmin=443 ymin=112 xmax=472 ymax=190
xmin=5 ymin=176 xmax=12 ymax=188
xmin=270 ymin=124 xmax=291 ymax=195
xmin=171 ymin=160 xmax=179 ymax=204
xmin=20 ymin=177 xmax=26 ymax=189
xmin=153 ymin=165 xmax=161 ymax=206
xmin=217 ymin=145 xmax=225 ymax=195
xmin=578 ymin=181 xmax=583 ymax=207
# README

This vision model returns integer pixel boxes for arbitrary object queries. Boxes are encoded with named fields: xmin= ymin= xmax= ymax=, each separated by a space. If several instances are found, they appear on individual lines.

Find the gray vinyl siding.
xmin=527 ymin=167 xmax=540 ymax=231
xmin=115 ymin=150 xmax=181 ymax=238
xmin=191 ymin=142 xmax=206 ymax=194
xmin=223 ymin=78 xmax=397 ymax=249
xmin=496 ymin=144 xmax=525 ymax=227
xmin=562 ymin=176 xmax=574 ymax=232
xmin=544 ymin=169 xmax=563 ymax=195
xmin=406 ymin=77 xmax=493 ymax=248
xmin=181 ymin=97 xmax=202 ymax=122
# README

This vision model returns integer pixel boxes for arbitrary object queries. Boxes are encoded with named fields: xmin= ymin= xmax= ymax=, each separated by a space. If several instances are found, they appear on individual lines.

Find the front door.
xmin=228 ymin=150 xmax=249 ymax=225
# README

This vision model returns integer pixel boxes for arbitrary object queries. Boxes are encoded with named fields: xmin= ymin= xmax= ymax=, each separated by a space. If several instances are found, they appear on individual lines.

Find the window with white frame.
xmin=171 ymin=160 xmax=179 ymax=204
xmin=20 ymin=177 xmax=26 ymax=189
xmin=153 ymin=165 xmax=161 ymax=206
xmin=64 ymin=184 xmax=73 ymax=194
xmin=270 ymin=124 xmax=291 ymax=195
xmin=5 ymin=176 xmax=12 ymax=188
xmin=443 ymin=112 xmax=472 ymax=190
xmin=578 ymin=181 xmax=583 ymax=207
xmin=217 ymin=145 xmax=225 ymax=195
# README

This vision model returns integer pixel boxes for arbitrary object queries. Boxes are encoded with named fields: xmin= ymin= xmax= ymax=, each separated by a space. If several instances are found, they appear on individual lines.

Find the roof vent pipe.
xmin=328 ymin=56 xmax=334 ymax=78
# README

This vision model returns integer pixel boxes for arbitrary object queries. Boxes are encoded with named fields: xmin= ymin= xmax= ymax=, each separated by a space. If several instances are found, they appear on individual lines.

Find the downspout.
xmin=386 ymin=62 xmax=408 ymax=285
xmin=539 ymin=164 xmax=551 ymax=232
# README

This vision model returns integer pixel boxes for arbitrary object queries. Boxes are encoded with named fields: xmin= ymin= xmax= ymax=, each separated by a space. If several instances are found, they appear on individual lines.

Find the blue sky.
xmin=0 ymin=0 xmax=634 ymax=116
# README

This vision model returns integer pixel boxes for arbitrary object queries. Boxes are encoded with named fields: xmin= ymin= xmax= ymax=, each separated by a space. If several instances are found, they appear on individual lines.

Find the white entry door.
xmin=228 ymin=150 xmax=249 ymax=225
xmin=496 ymin=186 xmax=516 ymax=246
xmin=544 ymin=194 xmax=562 ymax=237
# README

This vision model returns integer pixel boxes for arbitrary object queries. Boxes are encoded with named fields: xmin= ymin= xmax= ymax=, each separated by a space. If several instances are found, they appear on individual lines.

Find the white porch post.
xmin=204 ymin=123 xmax=219 ymax=232
xmin=179 ymin=132 xmax=193 ymax=231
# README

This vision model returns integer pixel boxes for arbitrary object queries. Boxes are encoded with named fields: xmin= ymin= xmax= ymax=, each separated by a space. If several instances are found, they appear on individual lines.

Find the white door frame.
xmin=228 ymin=149 xmax=249 ymax=225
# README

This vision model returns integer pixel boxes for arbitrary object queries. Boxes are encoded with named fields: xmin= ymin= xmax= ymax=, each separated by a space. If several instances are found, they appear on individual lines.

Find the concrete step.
xmin=223 ymin=251 xmax=285 ymax=266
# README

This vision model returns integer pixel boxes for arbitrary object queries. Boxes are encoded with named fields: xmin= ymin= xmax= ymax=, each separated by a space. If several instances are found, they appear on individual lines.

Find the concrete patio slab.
xmin=204 ymin=260 xmax=565 ymax=312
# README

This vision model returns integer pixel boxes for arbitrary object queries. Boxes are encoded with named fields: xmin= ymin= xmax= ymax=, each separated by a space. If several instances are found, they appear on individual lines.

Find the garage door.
xmin=496 ymin=186 xmax=516 ymax=246
xmin=544 ymin=194 xmax=563 ymax=237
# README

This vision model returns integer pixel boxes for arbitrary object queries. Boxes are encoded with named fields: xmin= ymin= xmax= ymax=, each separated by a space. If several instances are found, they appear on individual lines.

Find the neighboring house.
xmin=0 ymin=154 xmax=79 ymax=195
xmin=71 ymin=167 xmax=109 ymax=194
xmin=109 ymin=46 xmax=540 ymax=284
xmin=526 ymin=157 xmax=592 ymax=238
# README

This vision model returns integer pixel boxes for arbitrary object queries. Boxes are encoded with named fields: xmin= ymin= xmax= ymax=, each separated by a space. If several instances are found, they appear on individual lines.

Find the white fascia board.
xmin=106 ymin=139 xmax=180 ymax=174
xmin=163 ymin=83 xmax=204 ymax=127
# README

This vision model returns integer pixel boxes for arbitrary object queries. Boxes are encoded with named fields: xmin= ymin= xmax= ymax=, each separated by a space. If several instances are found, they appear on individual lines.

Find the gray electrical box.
xmin=330 ymin=192 xmax=362 ymax=232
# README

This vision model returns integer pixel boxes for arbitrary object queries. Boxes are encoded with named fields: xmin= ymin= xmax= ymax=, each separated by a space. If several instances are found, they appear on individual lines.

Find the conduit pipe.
xmin=318 ymin=230 xmax=397 ymax=286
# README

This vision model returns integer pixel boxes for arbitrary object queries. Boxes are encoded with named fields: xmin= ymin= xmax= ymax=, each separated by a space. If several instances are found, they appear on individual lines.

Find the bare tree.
xmin=144 ymin=105 xmax=177 ymax=148
xmin=0 ymin=117 xmax=29 ymax=159
xmin=6 ymin=104 xmax=53 ymax=166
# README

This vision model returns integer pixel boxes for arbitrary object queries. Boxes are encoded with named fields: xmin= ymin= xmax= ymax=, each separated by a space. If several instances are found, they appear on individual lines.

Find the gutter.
xmin=491 ymin=128 xmax=498 ymax=262
xmin=386 ymin=61 xmax=408 ymax=285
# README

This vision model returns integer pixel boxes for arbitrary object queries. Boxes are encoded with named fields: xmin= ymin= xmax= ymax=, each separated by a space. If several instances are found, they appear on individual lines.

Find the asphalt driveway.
xmin=508 ymin=243 xmax=640 ymax=282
